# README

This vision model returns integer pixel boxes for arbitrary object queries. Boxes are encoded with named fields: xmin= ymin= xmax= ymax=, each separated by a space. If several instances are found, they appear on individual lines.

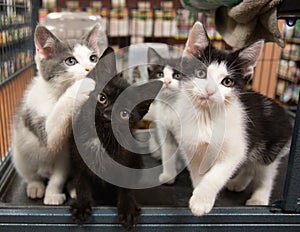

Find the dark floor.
xmin=0 ymin=153 xmax=289 ymax=208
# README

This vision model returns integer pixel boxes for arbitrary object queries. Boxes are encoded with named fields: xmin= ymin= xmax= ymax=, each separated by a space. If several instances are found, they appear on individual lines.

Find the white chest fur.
xmin=174 ymin=95 xmax=247 ymax=171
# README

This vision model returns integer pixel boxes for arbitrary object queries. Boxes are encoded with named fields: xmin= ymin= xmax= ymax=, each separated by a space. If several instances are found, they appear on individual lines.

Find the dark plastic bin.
xmin=0 ymin=150 xmax=299 ymax=231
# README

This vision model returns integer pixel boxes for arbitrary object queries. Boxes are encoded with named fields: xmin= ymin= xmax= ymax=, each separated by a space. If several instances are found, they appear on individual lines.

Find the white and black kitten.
xmin=11 ymin=24 xmax=106 ymax=205
xmin=162 ymin=22 xmax=292 ymax=216
xmin=145 ymin=48 xmax=184 ymax=184
xmin=70 ymin=47 xmax=163 ymax=230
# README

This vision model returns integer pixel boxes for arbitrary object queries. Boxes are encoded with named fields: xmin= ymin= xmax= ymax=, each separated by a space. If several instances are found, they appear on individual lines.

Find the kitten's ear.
xmin=88 ymin=47 xmax=117 ymax=83
xmin=135 ymin=80 xmax=163 ymax=117
xmin=148 ymin=47 xmax=163 ymax=71
xmin=83 ymin=23 xmax=103 ymax=55
xmin=237 ymin=40 xmax=264 ymax=78
xmin=34 ymin=25 xmax=61 ymax=60
xmin=99 ymin=46 xmax=117 ymax=75
xmin=183 ymin=21 xmax=210 ymax=57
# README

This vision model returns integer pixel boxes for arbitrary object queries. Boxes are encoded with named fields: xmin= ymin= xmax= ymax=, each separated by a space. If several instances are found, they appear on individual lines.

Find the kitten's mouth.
xmin=199 ymin=95 xmax=210 ymax=102
xmin=162 ymin=84 xmax=178 ymax=94
xmin=199 ymin=98 xmax=209 ymax=106
xmin=162 ymin=87 xmax=173 ymax=93
xmin=162 ymin=84 xmax=173 ymax=90
xmin=197 ymin=96 xmax=212 ymax=108
xmin=199 ymin=96 xmax=208 ymax=100
xmin=100 ymin=118 xmax=111 ymax=127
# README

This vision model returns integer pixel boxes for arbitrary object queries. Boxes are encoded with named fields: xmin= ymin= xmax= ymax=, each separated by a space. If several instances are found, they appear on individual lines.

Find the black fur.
xmin=239 ymin=90 xmax=293 ymax=164
xmin=69 ymin=47 xmax=162 ymax=230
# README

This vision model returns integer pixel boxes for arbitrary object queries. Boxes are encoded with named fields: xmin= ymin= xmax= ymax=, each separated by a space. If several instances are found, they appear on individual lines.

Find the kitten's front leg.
xmin=46 ymin=78 xmax=96 ymax=152
xmin=27 ymin=180 xmax=45 ymax=199
xmin=226 ymin=162 xmax=255 ymax=192
xmin=158 ymin=131 xmax=178 ymax=185
xmin=117 ymin=188 xmax=141 ymax=230
xmin=44 ymin=148 xmax=69 ymax=205
xmin=69 ymin=175 xmax=93 ymax=224
xmin=189 ymin=145 xmax=245 ymax=216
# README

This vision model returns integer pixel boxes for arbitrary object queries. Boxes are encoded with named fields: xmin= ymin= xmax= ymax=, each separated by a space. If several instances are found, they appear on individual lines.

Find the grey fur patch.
xmin=23 ymin=109 xmax=47 ymax=146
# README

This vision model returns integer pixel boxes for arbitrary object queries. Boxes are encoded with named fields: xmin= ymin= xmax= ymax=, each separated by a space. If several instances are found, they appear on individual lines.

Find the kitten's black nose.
xmin=103 ymin=109 xmax=111 ymax=120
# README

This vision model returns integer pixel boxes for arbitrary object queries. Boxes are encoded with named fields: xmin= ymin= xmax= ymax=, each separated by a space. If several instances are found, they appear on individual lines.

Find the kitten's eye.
xmin=156 ymin=72 xmax=164 ymax=78
xmin=195 ymin=70 xmax=206 ymax=79
xmin=221 ymin=77 xmax=234 ymax=87
xmin=65 ymin=57 xmax=77 ymax=66
xmin=120 ymin=110 xmax=130 ymax=120
xmin=97 ymin=93 xmax=108 ymax=105
xmin=173 ymin=73 xmax=181 ymax=80
xmin=90 ymin=54 xmax=98 ymax=63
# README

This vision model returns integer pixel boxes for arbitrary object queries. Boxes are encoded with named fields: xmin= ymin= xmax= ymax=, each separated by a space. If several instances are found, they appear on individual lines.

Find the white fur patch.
xmin=73 ymin=44 xmax=96 ymax=71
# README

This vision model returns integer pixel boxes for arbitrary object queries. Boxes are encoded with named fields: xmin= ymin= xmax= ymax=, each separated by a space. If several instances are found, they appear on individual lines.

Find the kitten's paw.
xmin=68 ymin=187 xmax=77 ymax=199
xmin=189 ymin=194 xmax=215 ymax=216
xmin=246 ymin=198 xmax=268 ymax=206
xmin=66 ymin=181 xmax=77 ymax=199
xmin=226 ymin=179 xmax=248 ymax=192
xmin=76 ymin=78 xmax=96 ymax=95
xmin=151 ymin=150 xmax=161 ymax=160
xmin=118 ymin=199 xmax=141 ymax=230
xmin=44 ymin=193 xmax=66 ymax=205
xmin=159 ymin=173 xmax=176 ymax=185
xmin=65 ymin=78 xmax=96 ymax=107
xmin=70 ymin=199 xmax=92 ymax=224
xmin=27 ymin=181 xmax=45 ymax=199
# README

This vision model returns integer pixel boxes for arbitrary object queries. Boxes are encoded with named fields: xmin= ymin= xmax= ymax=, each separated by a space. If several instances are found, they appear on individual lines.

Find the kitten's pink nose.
xmin=206 ymin=88 xmax=215 ymax=97
xmin=164 ymin=78 xmax=172 ymax=86
xmin=85 ymin=68 xmax=91 ymax=72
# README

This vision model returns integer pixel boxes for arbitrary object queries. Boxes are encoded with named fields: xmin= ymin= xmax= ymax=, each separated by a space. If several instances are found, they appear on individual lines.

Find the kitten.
xmin=70 ymin=47 xmax=162 ymax=230
xmin=145 ymin=48 xmax=184 ymax=184
xmin=169 ymin=22 xmax=292 ymax=216
xmin=11 ymin=24 xmax=105 ymax=205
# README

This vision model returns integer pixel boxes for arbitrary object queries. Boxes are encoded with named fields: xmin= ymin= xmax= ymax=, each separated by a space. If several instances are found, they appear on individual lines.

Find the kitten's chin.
xmin=101 ymin=120 xmax=111 ymax=128
xmin=160 ymin=88 xmax=173 ymax=97
xmin=198 ymin=99 xmax=210 ymax=109
xmin=160 ymin=86 xmax=179 ymax=99
xmin=194 ymin=96 xmax=222 ymax=110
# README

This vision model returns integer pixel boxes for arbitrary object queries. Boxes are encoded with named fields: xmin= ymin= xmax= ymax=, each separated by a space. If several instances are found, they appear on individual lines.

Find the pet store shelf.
xmin=276 ymin=21 xmax=300 ymax=105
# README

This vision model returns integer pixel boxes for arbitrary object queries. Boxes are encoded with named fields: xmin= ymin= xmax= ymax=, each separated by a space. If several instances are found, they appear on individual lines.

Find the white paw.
xmin=27 ymin=181 xmax=45 ymax=199
xmin=76 ymin=78 xmax=96 ymax=95
xmin=66 ymin=180 xmax=77 ymax=199
xmin=226 ymin=179 xmax=247 ymax=192
xmin=44 ymin=193 xmax=66 ymax=205
xmin=246 ymin=198 xmax=268 ymax=206
xmin=65 ymin=78 xmax=96 ymax=108
xmin=159 ymin=172 xmax=176 ymax=185
xmin=69 ymin=189 xmax=77 ymax=199
xmin=189 ymin=194 xmax=215 ymax=216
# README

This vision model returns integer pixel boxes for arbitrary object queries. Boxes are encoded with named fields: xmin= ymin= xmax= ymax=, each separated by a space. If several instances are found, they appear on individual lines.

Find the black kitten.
xmin=69 ymin=47 xmax=163 ymax=230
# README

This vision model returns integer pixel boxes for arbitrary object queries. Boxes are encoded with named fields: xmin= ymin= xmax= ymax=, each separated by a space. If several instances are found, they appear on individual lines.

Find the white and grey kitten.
xmin=11 ymin=24 xmax=105 ymax=205
xmin=145 ymin=48 xmax=184 ymax=184
xmin=164 ymin=22 xmax=292 ymax=216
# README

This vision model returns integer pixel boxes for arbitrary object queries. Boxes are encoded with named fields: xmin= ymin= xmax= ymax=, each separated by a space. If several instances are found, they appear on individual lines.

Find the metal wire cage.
xmin=0 ymin=0 xmax=35 ymax=166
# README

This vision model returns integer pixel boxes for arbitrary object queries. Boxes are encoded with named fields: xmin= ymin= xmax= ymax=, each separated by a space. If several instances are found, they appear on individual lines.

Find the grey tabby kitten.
xmin=11 ymin=24 xmax=105 ymax=205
